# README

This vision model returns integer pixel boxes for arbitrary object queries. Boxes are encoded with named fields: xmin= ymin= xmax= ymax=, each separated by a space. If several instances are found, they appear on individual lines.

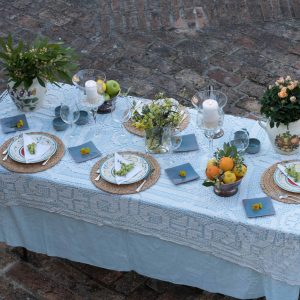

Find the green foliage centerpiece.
xmin=0 ymin=35 xmax=77 ymax=111
xmin=131 ymin=93 xmax=183 ymax=153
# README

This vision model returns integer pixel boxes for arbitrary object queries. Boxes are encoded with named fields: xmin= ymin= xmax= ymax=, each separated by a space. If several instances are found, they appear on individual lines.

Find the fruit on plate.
xmin=106 ymin=80 xmax=120 ymax=97
xmin=203 ymin=143 xmax=247 ymax=187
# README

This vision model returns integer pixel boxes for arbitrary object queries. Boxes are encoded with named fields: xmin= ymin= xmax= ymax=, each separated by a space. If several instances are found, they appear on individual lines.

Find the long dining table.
xmin=1 ymin=84 xmax=300 ymax=300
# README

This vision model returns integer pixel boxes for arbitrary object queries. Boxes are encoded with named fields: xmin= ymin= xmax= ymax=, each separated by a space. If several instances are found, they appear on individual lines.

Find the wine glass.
xmin=230 ymin=129 xmax=249 ymax=154
xmin=192 ymin=89 xmax=227 ymax=139
xmin=198 ymin=108 xmax=224 ymax=156
xmin=111 ymin=96 xmax=131 ymax=140
xmin=60 ymin=87 xmax=80 ymax=143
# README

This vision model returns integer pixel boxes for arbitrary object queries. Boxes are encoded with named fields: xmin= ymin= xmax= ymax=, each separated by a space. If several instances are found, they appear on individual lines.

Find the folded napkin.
xmin=114 ymin=152 xmax=142 ymax=185
xmin=23 ymin=133 xmax=51 ymax=163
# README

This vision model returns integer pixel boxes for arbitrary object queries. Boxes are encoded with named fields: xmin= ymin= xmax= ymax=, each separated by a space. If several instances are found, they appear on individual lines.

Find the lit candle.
xmin=85 ymin=80 xmax=98 ymax=104
xmin=202 ymin=99 xmax=219 ymax=127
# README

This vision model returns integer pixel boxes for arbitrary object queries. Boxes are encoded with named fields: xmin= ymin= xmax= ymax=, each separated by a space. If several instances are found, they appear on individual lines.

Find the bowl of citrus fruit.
xmin=203 ymin=143 xmax=247 ymax=197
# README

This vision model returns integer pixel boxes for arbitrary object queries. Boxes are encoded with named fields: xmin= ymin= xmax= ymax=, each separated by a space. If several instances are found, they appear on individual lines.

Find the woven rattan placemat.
xmin=261 ymin=160 xmax=300 ymax=204
xmin=124 ymin=107 xmax=190 ymax=137
xmin=90 ymin=151 xmax=160 ymax=195
xmin=0 ymin=132 xmax=65 ymax=173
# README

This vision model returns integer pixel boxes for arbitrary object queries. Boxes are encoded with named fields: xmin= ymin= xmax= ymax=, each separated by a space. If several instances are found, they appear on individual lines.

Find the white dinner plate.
xmin=100 ymin=153 xmax=150 ymax=185
xmin=273 ymin=162 xmax=300 ymax=193
xmin=8 ymin=133 xmax=57 ymax=164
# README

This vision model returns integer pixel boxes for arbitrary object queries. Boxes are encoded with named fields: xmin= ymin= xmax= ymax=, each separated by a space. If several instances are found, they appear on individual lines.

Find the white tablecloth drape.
xmin=1 ymin=84 xmax=300 ymax=299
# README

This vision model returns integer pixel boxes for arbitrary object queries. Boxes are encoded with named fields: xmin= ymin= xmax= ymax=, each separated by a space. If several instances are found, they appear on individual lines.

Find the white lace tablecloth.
xmin=1 ymin=85 xmax=300 ymax=286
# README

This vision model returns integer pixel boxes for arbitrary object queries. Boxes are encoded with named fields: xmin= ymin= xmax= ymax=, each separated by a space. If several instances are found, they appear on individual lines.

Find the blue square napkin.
xmin=174 ymin=134 xmax=199 ymax=152
xmin=1 ymin=114 xmax=29 ymax=133
xmin=68 ymin=141 xmax=101 ymax=163
xmin=243 ymin=197 xmax=275 ymax=218
xmin=165 ymin=163 xmax=200 ymax=185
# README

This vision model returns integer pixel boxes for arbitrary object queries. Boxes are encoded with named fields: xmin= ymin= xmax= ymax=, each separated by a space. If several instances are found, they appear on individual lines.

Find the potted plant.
xmin=0 ymin=35 xmax=77 ymax=111
xmin=259 ymin=76 xmax=300 ymax=155
xmin=131 ymin=93 xmax=183 ymax=153
xmin=203 ymin=143 xmax=247 ymax=197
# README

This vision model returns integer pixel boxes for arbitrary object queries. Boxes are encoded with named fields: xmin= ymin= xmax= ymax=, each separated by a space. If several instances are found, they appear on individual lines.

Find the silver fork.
xmin=272 ymin=192 xmax=300 ymax=204
xmin=2 ymin=133 xmax=22 ymax=160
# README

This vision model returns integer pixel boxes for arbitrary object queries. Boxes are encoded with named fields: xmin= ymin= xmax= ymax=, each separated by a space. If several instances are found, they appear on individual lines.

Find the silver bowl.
xmin=213 ymin=178 xmax=243 ymax=197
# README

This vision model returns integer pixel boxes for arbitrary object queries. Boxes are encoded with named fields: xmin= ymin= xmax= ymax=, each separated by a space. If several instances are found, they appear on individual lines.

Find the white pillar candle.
xmin=85 ymin=80 xmax=98 ymax=104
xmin=202 ymin=99 xmax=219 ymax=127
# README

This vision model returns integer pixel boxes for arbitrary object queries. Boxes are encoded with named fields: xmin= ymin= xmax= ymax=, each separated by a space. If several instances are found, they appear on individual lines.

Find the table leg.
xmin=20 ymin=247 xmax=28 ymax=261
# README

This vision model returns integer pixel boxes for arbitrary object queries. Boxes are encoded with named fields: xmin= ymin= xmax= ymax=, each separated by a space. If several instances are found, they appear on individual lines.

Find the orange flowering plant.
xmin=260 ymin=76 xmax=300 ymax=128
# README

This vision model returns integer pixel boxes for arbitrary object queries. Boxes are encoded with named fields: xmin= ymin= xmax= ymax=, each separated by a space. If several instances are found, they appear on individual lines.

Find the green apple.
xmin=106 ymin=80 xmax=120 ymax=97
xmin=104 ymin=92 xmax=111 ymax=101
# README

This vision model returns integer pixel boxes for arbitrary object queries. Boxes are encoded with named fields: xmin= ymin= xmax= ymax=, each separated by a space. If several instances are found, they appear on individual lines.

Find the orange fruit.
xmin=206 ymin=165 xmax=221 ymax=180
xmin=219 ymin=157 xmax=234 ymax=172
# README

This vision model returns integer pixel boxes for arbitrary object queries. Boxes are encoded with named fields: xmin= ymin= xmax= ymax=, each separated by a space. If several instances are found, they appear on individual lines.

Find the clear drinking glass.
xmin=111 ymin=96 xmax=131 ymax=139
xmin=60 ymin=88 xmax=80 ymax=142
xmin=230 ymin=129 xmax=249 ymax=154
xmin=165 ymin=128 xmax=182 ymax=165
xmin=198 ymin=108 xmax=224 ymax=155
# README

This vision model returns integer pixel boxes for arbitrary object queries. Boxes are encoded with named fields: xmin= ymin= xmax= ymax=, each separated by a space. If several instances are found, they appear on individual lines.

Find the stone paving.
xmin=0 ymin=0 xmax=300 ymax=299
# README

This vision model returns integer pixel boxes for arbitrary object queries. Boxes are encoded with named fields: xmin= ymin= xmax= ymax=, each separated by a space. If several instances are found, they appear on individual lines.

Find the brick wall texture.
xmin=97 ymin=0 xmax=300 ymax=35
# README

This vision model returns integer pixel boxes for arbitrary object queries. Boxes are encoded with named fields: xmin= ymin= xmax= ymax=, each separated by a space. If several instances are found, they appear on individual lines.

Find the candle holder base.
xmin=213 ymin=129 xmax=224 ymax=139
xmin=97 ymin=99 xmax=115 ymax=114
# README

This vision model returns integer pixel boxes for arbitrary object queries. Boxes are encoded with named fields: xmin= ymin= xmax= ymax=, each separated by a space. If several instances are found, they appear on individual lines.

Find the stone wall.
xmin=98 ymin=0 xmax=300 ymax=35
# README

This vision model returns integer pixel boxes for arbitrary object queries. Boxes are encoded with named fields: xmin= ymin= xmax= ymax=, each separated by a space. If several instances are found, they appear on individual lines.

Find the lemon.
xmin=207 ymin=158 xmax=217 ymax=168
xmin=96 ymin=79 xmax=106 ymax=93
xmin=233 ymin=164 xmax=247 ymax=177
xmin=223 ymin=171 xmax=236 ymax=184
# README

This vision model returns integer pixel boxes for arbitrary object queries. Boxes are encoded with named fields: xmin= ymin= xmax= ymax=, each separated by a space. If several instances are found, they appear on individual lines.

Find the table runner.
xmin=1 ymin=84 xmax=300 ymax=286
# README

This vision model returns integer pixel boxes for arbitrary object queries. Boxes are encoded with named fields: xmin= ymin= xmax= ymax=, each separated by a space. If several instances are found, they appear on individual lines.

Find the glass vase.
xmin=145 ymin=127 xmax=169 ymax=154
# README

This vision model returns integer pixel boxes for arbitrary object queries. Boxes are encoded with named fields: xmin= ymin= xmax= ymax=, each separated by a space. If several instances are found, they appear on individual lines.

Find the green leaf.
xmin=203 ymin=181 xmax=215 ymax=187
xmin=37 ymin=77 xmax=45 ymax=87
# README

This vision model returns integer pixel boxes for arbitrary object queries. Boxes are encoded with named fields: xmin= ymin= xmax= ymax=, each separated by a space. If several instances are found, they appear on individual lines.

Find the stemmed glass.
xmin=230 ymin=129 xmax=249 ymax=154
xmin=198 ymin=108 xmax=224 ymax=156
xmin=60 ymin=87 xmax=80 ymax=143
xmin=111 ymin=96 xmax=131 ymax=140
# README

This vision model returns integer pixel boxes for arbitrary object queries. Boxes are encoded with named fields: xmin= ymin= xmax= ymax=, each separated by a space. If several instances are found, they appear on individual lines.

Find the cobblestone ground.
xmin=0 ymin=0 xmax=300 ymax=299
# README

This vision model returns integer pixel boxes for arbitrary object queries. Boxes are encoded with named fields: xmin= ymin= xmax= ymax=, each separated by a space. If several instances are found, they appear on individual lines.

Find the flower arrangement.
xmin=0 ymin=35 xmax=78 ymax=89
xmin=131 ymin=93 xmax=183 ymax=130
xmin=260 ymin=76 xmax=300 ymax=128
xmin=131 ymin=92 xmax=183 ymax=153
xmin=203 ymin=143 xmax=247 ymax=188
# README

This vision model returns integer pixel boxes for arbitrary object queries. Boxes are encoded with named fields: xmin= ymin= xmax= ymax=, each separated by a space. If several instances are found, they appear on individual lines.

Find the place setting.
xmin=90 ymin=151 xmax=160 ymax=195
xmin=0 ymin=132 xmax=65 ymax=173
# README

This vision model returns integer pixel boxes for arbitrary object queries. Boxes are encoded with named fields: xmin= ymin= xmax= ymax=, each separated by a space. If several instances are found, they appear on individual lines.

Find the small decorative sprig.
xmin=252 ymin=202 xmax=263 ymax=211
xmin=27 ymin=142 xmax=36 ymax=155
xmin=80 ymin=147 xmax=90 ymax=155
xmin=179 ymin=170 xmax=187 ymax=177
xmin=16 ymin=119 xmax=24 ymax=128
xmin=114 ymin=162 xmax=134 ymax=176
